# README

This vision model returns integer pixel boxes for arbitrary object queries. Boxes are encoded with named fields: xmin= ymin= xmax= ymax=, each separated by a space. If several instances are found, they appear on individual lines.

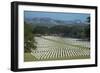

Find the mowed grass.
xmin=24 ymin=52 xmax=37 ymax=62
xmin=36 ymin=56 xmax=90 ymax=61
xmin=41 ymin=36 xmax=90 ymax=49
xmin=24 ymin=36 xmax=90 ymax=62
xmin=24 ymin=52 xmax=90 ymax=62
xmin=33 ymin=53 xmax=90 ymax=61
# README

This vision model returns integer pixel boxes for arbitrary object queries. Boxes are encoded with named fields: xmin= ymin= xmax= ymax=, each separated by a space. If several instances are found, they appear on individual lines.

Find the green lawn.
xmin=41 ymin=36 xmax=90 ymax=49
xmin=33 ymin=56 xmax=90 ymax=61
xmin=24 ymin=36 xmax=90 ymax=62
xmin=24 ymin=52 xmax=37 ymax=62
xmin=24 ymin=52 xmax=90 ymax=62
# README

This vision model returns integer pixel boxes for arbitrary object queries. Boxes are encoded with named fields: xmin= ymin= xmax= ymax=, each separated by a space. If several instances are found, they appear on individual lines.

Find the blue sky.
xmin=24 ymin=11 xmax=90 ymax=22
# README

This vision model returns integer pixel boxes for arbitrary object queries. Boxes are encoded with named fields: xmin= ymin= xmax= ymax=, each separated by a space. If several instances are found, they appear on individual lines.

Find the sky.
xmin=24 ymin=11 xmax=90 ymax=22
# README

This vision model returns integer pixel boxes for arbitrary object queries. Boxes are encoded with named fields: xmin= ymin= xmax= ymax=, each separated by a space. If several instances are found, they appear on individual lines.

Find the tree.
xmin=33 ymin=26 xmax=49 ymax=35
xmin=86 ymin=16 xmax=90 ymax=23
xmin=24 ymin=22 xmax=36 ymax=53
xmin=84 ymin=17 xmax=90 ymax=40
xmin=84 ymin=25 xmax=90 ymax=40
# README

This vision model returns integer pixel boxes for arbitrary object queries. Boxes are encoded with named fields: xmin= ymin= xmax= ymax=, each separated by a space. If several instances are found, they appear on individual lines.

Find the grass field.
xmin=24 ymin=53 xmax=37 ymax=62
xmin=24 ymin=36 xmax=90 ymax=62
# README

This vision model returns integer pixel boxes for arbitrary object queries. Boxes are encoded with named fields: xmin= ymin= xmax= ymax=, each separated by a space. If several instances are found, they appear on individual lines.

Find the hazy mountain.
xmin=25 ymin=17 xmax=88 ymax=27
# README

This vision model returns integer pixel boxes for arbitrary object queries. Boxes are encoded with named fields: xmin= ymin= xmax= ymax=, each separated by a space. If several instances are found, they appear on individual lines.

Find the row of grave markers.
xmin=31 ymin=47 xmax=90 ymax=60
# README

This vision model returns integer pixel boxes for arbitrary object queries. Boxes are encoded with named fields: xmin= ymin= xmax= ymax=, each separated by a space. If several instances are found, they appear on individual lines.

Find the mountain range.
xmin=25 ymin=17 xmax=88 ymax=27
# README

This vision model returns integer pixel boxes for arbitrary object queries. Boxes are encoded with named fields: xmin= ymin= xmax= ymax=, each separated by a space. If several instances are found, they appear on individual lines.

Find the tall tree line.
xmin=24 ymin=22 xmax=36 ymax=52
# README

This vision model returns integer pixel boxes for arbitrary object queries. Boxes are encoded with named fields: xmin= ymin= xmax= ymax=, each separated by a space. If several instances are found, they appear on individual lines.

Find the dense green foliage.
xmin=24 ymin=22 xmax=36 ymax=53
xmin=33 ymin=24 xmax=90 ymax=40
xmin=33 ymin=26 xmax=49 ymax=35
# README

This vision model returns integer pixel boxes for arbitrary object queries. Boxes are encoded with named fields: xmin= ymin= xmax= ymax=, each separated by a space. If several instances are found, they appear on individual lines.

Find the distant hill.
xmin=25 ymin=17 xmax=89 ymax=27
